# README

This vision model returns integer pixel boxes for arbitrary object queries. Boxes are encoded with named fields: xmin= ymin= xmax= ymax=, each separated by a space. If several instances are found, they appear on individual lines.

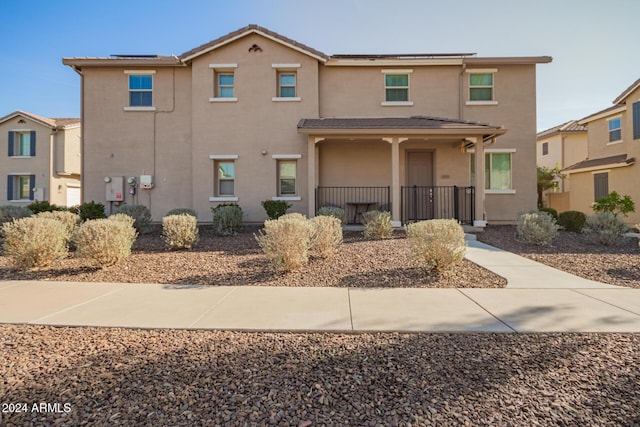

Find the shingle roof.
xmin=0 ymin=111 xmax=79 ymax=129
xmin=179 ymin=24 xmax=329 ymax=62
xmin=537 ymin=120 xmax=587 ymax=139
xmin=563 ymin=154 xmax=635 ymax=173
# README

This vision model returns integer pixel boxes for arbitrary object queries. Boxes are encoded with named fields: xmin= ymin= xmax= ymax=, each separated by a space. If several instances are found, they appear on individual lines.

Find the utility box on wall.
xmin=140 ymin=175 xmax=154 ymax=189
xmin=105 ymin=176 xmax=124 ymax=201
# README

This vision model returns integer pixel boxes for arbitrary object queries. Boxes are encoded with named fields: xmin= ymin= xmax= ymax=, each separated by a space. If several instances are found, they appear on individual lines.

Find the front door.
xmin=405 ymin=151 xmax=434 ymax=221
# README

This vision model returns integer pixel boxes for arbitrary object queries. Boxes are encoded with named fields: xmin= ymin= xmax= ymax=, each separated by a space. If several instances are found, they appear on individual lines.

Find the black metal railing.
xmin=315 ymin=186 xmax=391 ymax=224
xmin=401 ymin=186 xmax=474 ymax=225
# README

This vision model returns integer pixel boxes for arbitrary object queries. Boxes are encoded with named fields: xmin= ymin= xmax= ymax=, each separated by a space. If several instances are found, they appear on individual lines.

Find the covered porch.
xmin=297 ymin=116 xmax=507 ymax=226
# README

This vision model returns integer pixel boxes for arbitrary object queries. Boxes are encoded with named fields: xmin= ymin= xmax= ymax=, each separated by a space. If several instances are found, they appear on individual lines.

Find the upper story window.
xmin=8 ymin=131 xmax=35 ymax=157
xmin=608 ymin=117 xmax=622 ymax=142
xmin=633 ymin=101 xmax=640 ymax=140
xmin=210 ymin=64 xmax=238 ymax=102
xmin=542 ymin=142 xmax=549 ymax=156
xmin=466 ymin=69 xmax=498 ymax=105
xmin=272 ymin=64 xmax=301 ymax=102
xmin=124 ymin=70 xmax=155 ymax=110
xmin=381 ymin=70 xmax=413 ymax=106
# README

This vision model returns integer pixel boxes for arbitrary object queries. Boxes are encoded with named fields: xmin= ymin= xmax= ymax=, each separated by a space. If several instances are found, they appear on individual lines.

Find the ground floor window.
xmin=470 ymin=152 xmax=513 ymax=190
xmin=278 ymin=160 xmax=297 ymax=196
xmin=215 ymin=160 xmax=235 ymax=196
xmin=7 ymin=175 xmax=34 ymax=200
xmin=594 ymin=172 xmax=608 ymax=201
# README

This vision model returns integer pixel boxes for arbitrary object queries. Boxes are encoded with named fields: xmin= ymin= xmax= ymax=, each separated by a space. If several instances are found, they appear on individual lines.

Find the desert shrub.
xmin=0 ymin=205 xmax=32 ymax=224
xmin=79 ymin=201 xmax=106 ymax=221
xmin=362 ymin=210 xmax=393 ymax=240
xmin=406 ymin=219 xmax=466 ymax=273
xmin=107 ymin=213 xmax=136 ymax=227
xmin=585 ymin=212 xmax=629 ymax=246
xmin=165 ymin=208 xmax=198 ymax=219
xmin=35 ymin=210 xmax=81 ymax=243
xmin=162 ymin=214 xmax=199 ymax=250
xmin=255 ymin=214 xmax=312 ymax=272
xmin=538 ymin=207 xmax=558 ymax=221
xmin=212 ymin=203 xmax=243 ymax=235
xmin=114 ymin=204 xmax=152 ymax=233
xmin=317 ymin=206 xmax=347 ymax=225
xmin=27 ymin=200 xmax=64 ymax=214
xmin=261 ymin=200 xmax=291 ymax=220
xmin=2 ymin=217 xmax=68 ymax=269
xmin=516 ymin=210 xmax=559 ymax=245
xmin=593 ymin=191 xmax=635 ymax=217
xmin=74 ymin=219 xmax=137 ymax=267
xmin=309 ymin=215 xmax=343 ymax=259
xmin=557 ymin=210 xmax=587 ymax=233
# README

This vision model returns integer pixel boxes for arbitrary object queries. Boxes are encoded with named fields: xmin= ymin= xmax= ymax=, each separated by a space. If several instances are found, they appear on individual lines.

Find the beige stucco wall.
xmin=586 ymin=113 xmax=627 ymax=160
xmin=55 ymin=126 xmax=81 ymax=175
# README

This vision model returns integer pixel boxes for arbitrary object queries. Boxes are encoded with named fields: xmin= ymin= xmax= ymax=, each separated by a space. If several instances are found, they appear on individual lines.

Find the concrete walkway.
xmin=1 ymin=239 xmax=640 ymax=333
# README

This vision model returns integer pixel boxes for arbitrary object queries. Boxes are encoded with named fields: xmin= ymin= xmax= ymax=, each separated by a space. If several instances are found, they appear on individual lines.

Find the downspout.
xmin=458 ymin=62 xmax=467 ymax=120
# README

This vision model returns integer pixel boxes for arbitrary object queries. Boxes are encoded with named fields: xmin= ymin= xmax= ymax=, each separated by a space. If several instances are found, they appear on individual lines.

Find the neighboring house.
xmin=536 ymin=120 xmax=587 ymax=210
xmin=63 ymin=25 xmax=551 ymax=225
xmin=562 ymin=78 xmax=640 ymax=224
xmin=0 ymin=111 xmax=81 ymax=207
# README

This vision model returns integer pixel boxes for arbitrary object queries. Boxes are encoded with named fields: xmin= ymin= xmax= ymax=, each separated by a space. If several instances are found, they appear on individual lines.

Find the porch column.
xmin=473 ymin=137 xmax=487 ymax=227
xmin=307 ymin=136 xmax=322 ymax=218
xmin=384 ymin=137 xmax=403 ymax=227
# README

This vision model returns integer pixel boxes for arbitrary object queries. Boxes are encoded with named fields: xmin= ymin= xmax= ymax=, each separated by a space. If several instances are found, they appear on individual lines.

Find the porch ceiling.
xmin=297 ymin=116 xmax=506 ymax=141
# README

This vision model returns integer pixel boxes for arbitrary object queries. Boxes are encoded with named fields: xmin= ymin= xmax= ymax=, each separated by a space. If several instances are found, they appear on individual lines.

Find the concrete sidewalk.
xmin=1 ymin=239 xmax=639 ymax=333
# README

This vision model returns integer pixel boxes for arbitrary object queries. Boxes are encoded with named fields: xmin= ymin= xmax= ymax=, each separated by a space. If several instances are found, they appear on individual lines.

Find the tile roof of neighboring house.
xmin=0 ymin=111 xmax=80 ymax=129
xmin=297 ymin=116 xmax=506 ymax=139
xmin=562 ymin=153 xmax=635 ymax=173
xmin=613 ymin=77 xmax=640 ymax=104
xmin=537 ymin=120 xmax=587 ymax=139
xmin=179 ymin=24 xmax=329 ymax=63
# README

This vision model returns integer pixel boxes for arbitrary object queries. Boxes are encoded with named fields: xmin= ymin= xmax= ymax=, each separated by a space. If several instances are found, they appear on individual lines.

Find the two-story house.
xmin=0 ymin=111 xmax=81 ymax=207
xmin=536 ymin=120 xmax=587 ymax=210
xmin=562 ymin=78 xmax=640 ymax=224
xmin=63 ymin=25 xmax=551 ymax=225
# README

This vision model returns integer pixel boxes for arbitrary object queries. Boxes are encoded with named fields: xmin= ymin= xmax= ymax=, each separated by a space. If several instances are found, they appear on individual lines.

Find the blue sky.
xmin=1 ymin=0 xmax=638 ymax=131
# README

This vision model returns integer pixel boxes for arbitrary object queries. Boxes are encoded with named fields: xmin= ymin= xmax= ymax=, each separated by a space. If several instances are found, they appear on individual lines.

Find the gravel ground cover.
xmin=1 ymin=325 xmax=639 ymax=426
xmin=476 ymin=225 xmax=640 ymax=288
xmin=0 ymin=226 xmax=506 ymax=288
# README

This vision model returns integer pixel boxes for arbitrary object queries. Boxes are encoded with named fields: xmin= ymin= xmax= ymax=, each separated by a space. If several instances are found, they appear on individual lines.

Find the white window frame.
xmin=209 ymin=64 xmax=238 ymax=102
xmin=381 ymin=69 xmax=414 ymax=106
xmin=607 ymin=116 xmax=622 ymax=144
xmin=466 ymin=69 xmax=498 ymax=106
xmin=124 ymin=70 xmax=156 ymax=111
xmin=469 ymin=148 xmax=516 ymax=194
xmin=209 ymin=154 xmax=239 ymax=202
xmin=272 ymin=64 xmax=301 ymax=102
xmin=272 ymin=154 xmax=301 ymax=200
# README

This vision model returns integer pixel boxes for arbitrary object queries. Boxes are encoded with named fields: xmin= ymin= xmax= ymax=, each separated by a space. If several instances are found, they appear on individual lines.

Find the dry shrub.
xmin=362 ymin=210 xmax=393 ymax=239
xmin=585 ymin=212 xmax=629 ymax=246
xmin=406 ymin=219 xmax=466 ymax=273
xmin=162 ymin=214 xmax=199 ymax=249
xmin=35 ymin=210 xmax=80 ymax=243
xmin=516 ymin=210 xmax=558 ymax=245
xmin=255 ymin=214 xmax=312 ymax=272
xmin=2 ymin=217 xmax=68 ymax=269
xmin=74 ymin=219 xmax=137 ymax=267
xmin=317 ymin=206 xmax=347 ymax=224
xmin=309 ymin=215 xmax=343 ymax=259
xmin=108 ymin=213 xmax=136 ymax=227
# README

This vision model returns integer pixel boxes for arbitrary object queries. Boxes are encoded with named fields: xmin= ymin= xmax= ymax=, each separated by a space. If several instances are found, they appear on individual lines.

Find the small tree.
xmin=593 ymin=191 xmax=635 ymax=217
xmin=537 ymin=165 xmax=564 ymax=208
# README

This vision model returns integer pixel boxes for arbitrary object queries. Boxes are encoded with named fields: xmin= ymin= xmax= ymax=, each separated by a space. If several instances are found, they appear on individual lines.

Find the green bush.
xmin=557 ymin=210 xmax=587 ymax=233
xmin=35 ymin=210 xmax=81 ymax=244
xmin=585 ymin=212 xmax=629 ymax=246
xmin=593 ymin=191 xmax=635 ymax=217
xmin=261 ymin=200 xmax=291 ymax=220
xmin=0 ymin=205 xmax=32 ymax=224
xmin=317 ymin=206 xmax=347 ymax=225
xmin=73 ymin=219 xmax=137 ymax=267
xmin=212 ymin=203 xmax=243 ymax=235
xmin=165 ymin=208 xmax=198 ymax=219
xmin=113 ymin=204 xmax=152 ymax=233
xmin=27 ymin=200 xmax=64 ymax=214
xmin=2 ymin=217 xmax=68 ymax=269
xmin=309 ymin=215 xmax=343 ymax=259
xmin=538 ymin=207 xmax=558 ymax=221
xmin=255 ymin=214 xmax=312 ymax=272
xmin=406 ymin=219 xmax=466 ymax=273
xmin=79 ymin=201 xmax=106 ymax=221
xmin=362 ymin=210 xmax=393 ymax=240
xmin=516 ymin=210 xmax=559 ymax=245
xmin=162 ymin=214 xmax=199 ymax=250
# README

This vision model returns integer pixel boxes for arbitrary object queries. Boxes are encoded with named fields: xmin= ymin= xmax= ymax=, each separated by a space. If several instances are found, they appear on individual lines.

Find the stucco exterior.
xmin=0 ymin=111 xmax=81 ymax=207
xmin=63 ymin=25 xmax=550 ymax=225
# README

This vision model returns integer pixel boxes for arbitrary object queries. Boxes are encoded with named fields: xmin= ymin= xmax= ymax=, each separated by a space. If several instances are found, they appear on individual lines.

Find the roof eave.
xmin=578 ymin=105 xmax=626 ymax=125
xmin=297 ymin=126 xmax=506 ymax=138
xmin=62 ymin=57 xmax=184 ymax=69
xmin=464 ymin=56 xmax=552 ymax=65
xmin=563 ymin=157 xmax=635 ymax=174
